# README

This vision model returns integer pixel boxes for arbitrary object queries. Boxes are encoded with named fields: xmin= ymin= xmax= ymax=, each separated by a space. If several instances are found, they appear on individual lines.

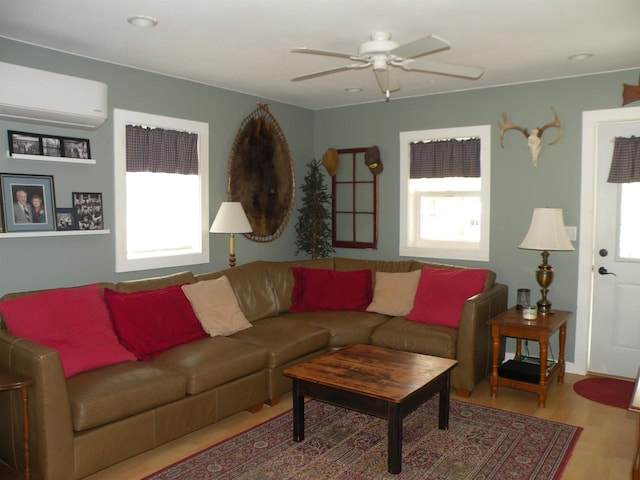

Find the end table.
xmin=0 ymin=367 xmax=35 ymax=480
xmin=487 ymin=307 xmax=571 ymax=407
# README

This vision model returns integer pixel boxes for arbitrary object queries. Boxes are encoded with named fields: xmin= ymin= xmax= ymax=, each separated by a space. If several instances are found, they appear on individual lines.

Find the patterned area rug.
xmin=145 ymin=398 xmax=581 ymax=480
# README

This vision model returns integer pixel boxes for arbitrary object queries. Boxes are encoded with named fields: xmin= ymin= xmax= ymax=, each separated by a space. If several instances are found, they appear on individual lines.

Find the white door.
xmin=590 ymin=116 xmax=640 ymax=379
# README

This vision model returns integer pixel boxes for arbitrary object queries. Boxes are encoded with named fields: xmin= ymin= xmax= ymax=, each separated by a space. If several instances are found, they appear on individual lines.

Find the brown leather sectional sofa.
xmin=0 ymin=257 xmax=507 ymax=479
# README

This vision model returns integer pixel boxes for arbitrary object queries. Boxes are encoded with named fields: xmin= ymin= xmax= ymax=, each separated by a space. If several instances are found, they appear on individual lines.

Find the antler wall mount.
xmin=499 ymin=107 xmax=563 ymax=166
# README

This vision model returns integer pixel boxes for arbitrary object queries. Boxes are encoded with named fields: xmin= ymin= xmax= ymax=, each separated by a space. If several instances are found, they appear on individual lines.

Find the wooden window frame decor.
xmin=332 ymin=147 xmax=378 ymax=249
xmin=227 ymin=103 xmax=295 ymax=242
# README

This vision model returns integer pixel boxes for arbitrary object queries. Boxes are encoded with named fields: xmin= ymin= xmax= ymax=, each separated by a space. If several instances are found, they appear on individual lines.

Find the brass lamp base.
xmin=535 ymin=250 xmax=554 ymax=315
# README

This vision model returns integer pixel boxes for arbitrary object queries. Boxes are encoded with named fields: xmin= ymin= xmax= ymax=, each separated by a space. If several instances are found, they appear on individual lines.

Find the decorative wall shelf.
xmin=0 ymin=229 xmax=110 ymax=238
xmin=6 ymin=152 xmax=96 ymax=165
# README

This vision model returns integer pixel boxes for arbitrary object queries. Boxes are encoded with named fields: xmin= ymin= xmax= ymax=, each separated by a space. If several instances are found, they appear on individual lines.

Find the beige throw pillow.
xmin=366 ymin=270 xmax=422 ymax=316
xmin=181 ymin=276 xmax=252 ymax=337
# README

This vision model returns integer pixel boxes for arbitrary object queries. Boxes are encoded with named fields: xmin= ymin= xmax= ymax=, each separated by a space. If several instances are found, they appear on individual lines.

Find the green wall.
xmin=0 ymin=38 xmax=314 ymax=295
xmin=2 ymin=37 xmax=640 ymax=364
xmin=314 ymin=68 xmax=640 ymax=363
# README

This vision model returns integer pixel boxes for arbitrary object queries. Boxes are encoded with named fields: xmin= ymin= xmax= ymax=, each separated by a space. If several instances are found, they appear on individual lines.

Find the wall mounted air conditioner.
xmin=0 ymin=62 xmax=108 ymax=129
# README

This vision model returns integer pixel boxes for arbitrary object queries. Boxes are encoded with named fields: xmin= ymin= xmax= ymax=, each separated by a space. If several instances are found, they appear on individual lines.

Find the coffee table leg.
xmin=438 ymin=372 xmax=451 ymax=430
xmin=388 ymin=403 xmax=402 ymax=474
xmin=292 ymin=379 xmax=305 ymax=442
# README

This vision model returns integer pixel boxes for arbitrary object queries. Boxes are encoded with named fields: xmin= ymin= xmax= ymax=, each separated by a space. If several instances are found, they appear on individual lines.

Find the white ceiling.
xmin=2 ymin=0 xmax=639 ymax=110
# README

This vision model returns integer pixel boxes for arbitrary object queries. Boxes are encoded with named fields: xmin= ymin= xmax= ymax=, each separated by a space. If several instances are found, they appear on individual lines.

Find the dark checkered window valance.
xmin=608 ymin=136 xmax=640 ymax=183
xmin=410 ymin=137 xmax=480 ymax=178
xmin=126 ymin=125 xmax=199 ymax=175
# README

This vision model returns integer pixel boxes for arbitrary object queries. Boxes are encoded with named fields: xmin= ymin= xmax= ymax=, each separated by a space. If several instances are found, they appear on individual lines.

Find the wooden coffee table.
xmin=284 ymin=343 xmax=457 ymax=474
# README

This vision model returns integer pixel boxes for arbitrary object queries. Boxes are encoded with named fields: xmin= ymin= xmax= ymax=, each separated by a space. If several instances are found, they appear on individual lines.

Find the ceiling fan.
xmin=291 ymin=32 xmax=484 ymax=100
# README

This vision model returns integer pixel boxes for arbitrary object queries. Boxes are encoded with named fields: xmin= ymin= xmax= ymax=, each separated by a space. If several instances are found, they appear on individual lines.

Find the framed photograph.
xmin=62 ymin=137 xmax=91 ymax=159
xmin=0 ymin=174 xmax=56 ymax=232
xmin=73 ymin=192 xmax=103 ymax=230
xmin=8 ymin=130 xmax=41 ymax=156
xmin=42 ymin=136 xmax=62 ymax=157
xmin=55 ymin=207 xmax=78 ymax=231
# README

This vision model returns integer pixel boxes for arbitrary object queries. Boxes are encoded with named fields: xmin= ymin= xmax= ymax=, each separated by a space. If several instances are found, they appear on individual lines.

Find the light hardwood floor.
xmin=85 ymin=373 xmax=636 ymax=480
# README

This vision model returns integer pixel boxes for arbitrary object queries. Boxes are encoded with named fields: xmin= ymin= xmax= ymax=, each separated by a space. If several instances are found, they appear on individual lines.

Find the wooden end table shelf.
xmin=0 ymin=367 xmax=35 ymax=480
xmin=487 ymin=307 xmax=571 ymax=408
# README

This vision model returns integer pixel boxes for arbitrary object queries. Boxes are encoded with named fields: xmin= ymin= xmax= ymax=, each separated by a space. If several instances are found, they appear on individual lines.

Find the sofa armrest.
xmin=0 ymin=330 xmax=75 ymax=480
xmin=453 ymin=283 xmax=508 ymax=395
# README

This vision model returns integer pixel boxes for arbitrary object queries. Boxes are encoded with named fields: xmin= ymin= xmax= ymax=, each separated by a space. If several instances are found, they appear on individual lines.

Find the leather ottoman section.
xmin=371 ymin=317 xmax=458 ymax=359
xmin=67 ymin=362 xmax=187 ymax=432
xmin=283 ymin=311 xmax=390 ymax=347
xmin=230 ymin=316 xmax=331 ymax=368
xmin=152 ymin=336 xmax=268 ymax=395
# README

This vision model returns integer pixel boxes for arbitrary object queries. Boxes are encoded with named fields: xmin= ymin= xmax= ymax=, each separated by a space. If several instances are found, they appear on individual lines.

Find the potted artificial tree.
xmin=295 ymin=159 xmax=334 ymax=259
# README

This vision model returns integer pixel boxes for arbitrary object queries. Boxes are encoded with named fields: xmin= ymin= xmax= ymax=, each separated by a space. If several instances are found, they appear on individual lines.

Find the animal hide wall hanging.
xmin=622 ymin=75 xmax=640 ymax=106
xmin=228 ymin=103 xmax=295 ymax=242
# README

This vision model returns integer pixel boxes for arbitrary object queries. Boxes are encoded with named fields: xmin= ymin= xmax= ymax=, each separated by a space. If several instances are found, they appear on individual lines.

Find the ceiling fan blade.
xmin=374 ymin=69 xmax=401 ymax=93
xmin=291 ymin=64 xmax=368 ymax=82
xmin=291 ymin=47 xmax=359 ymax=60
xmin=390 ymin=35 xmax=450 ymax=59
xmin=403 ymin=59 xmax=484 ymax=79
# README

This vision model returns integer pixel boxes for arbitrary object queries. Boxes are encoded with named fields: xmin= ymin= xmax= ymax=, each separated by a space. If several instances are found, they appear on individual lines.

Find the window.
xmin=332 ymin=147 xmax=378 ymax=249
xmin=399 ymin=125 xmax=491 ymax=261
xmin=114 ymin=109 xmax=209 ymax=272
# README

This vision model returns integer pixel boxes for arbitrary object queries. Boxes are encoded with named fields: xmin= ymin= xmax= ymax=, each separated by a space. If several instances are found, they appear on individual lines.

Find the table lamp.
xmin=518 ymin=208 xmax=574 ymax=315
xmin=210 ymin=202 xmax=252 ymax=268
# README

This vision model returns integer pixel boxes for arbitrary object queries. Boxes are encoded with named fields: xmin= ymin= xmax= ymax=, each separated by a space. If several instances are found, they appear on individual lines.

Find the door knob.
xmin=598 ymin=266 xmax=616 ymax=276
xmin=599 ymin=249 xmax=608 ymax=257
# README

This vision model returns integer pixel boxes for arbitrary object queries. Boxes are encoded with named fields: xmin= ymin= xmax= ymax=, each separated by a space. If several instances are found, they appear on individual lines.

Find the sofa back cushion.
xmin=114 ymin=271 xmax=197 ymax=293
xmin=290 ymin=267 xmax=373 ymax=312
xmin=264 ymin=258 xmax=335 ymax=314
xmin=0 ymin=284 xmax=136 ymax=377
xmin=220 ymin=262 xmax=278 ymax=321
xmin=334 ymin=257 xmax=414 ymax=275
xmin=104 ymin=285 xmax=207 ymax=360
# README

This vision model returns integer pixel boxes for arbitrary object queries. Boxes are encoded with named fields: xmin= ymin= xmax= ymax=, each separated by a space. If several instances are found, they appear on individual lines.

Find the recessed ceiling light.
xmin=345 ymin=88 xmax=363 ymax=93
xmin=127 ymin=15 xmax=158 ymax=27
xmin=568 ymin=53 xmax=594 ymax=61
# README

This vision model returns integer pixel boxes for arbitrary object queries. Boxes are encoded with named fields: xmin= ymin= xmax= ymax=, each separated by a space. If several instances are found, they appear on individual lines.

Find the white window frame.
xmin=399 ymin=125 xmax=491 ymax=262
xmin=113 ymin=109 xmax=209 ymax=272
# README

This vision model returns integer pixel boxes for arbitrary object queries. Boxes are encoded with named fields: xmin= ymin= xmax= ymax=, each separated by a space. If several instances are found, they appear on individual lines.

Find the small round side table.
xmin=0 ymin=367 xmax=35 ymax=480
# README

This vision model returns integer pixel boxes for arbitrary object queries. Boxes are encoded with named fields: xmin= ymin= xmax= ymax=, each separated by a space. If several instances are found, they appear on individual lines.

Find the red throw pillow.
xmin=406 ymin=267 xmax=488 ymax=328
xmin=104 ymin=285 xmax=207 ymax=361
xmin=0 ymin=284 xmax=137 ymax=377
xmin=290 ymin=267 xmax=373 ymax=312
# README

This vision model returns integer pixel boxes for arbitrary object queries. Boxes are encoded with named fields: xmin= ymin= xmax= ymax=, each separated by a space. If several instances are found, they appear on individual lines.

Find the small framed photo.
xmin=55 ymin=208 xmax=78 ymax=231
xmin=62 ymin=138 xmax=91 ymax=159
xmin=42 ymin=136 xmax=62 ymax=157
xmin=8 ymin=131 xmax=41 ymax=156
xmin=73 ymin=192 xmax=103 ymax=230
xmin=0 ymin=173 xmax=56 ymax=232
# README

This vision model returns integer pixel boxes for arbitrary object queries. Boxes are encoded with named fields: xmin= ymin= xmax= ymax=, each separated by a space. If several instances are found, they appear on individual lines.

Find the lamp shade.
xmin=209 ymin=202 xmax=252 ymax=234
xmin=519 ymin=208 xmax=574 ymax=251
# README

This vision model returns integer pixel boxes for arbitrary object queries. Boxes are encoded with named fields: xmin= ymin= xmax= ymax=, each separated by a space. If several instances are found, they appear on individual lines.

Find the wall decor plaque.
xmin=228 ymin=103 xmax=295 ymax=242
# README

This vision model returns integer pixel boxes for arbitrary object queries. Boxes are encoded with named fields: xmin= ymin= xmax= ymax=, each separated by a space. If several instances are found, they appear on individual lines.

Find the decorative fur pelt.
xmin=228 ymin=104 xmax=294 ymax=241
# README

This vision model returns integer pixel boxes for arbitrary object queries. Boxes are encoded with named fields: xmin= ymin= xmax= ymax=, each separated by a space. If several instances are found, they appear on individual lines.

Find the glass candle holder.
xmin=523 ymin=305 xmax=538 ymax=320
xmin=517 ymin=288 xmax=531 ymax=310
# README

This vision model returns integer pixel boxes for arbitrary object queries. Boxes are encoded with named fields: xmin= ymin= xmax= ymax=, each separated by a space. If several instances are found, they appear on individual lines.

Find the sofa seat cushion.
xmin=67 ymin=362 xmax=187 ymax=432
xmin=284 ymin=311 xmax=390 ymax=347
xmin=230 ymin=317 xmax=330 ymax=368
xmin=370 ymin=316 xmax=457 ymax=359
xmin=153 ymin=336 xmax=268 ymax=395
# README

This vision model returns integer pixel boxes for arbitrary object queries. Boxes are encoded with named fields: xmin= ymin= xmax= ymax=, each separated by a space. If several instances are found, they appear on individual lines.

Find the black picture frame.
xmin=0 ymin=173 xmax=56 ymax=232
xmin=72 ymin=192 xmax=103 ymax=230
xmin=55 ymin=207 xmax=79 ymax=231
xmin=42 ymin=136 xmax=63 ymax=157
xmin=63 ymin=138 xmax=91 ymax=159
xmin=8 ymin=131 xmax=41 ymax=156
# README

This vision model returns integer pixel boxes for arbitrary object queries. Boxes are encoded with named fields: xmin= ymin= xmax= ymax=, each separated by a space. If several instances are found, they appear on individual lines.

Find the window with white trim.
xmin=399 ymin=125 xmax=491 ymax=262
xmin=113 ymin=109 xmax=209 ymax=272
